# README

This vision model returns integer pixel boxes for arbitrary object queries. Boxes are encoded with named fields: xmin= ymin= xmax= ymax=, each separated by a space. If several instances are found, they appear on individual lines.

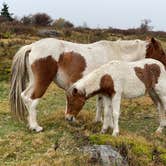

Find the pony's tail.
xmin=9 ymin=45 xmax=32 ymax=121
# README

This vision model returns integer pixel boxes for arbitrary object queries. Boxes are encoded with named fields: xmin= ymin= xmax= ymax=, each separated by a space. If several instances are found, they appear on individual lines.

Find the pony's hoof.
xmin=35 ymin=126 xmax=43 ymax=132
xmin=112 ymin=131 xmax=119 ymax=137
xmin=29 ymin=126 xmax=43 ymax=132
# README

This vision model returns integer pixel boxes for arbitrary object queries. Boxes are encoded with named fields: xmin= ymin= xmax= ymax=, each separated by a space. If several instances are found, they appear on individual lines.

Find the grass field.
xmin=1 ymin=81 xmax=166 ymax=166
xmin=1 ymin=36 xmax=166 ymax=165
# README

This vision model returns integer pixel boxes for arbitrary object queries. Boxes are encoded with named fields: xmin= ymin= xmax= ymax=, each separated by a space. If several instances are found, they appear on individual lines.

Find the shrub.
xmin=31 ymin=13 xmax=53 ymax=26
xmin=0 ymin=15 xmax=8 ymax=23
xmin=53 ymin=18 xmax=74 ymax=29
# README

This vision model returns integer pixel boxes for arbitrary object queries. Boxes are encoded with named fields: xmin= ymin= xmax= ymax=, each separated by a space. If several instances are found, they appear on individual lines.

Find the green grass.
xmin=0 ymin=81 xmax=166 ymax=166
xmin=0 ymin=82 xmax=92 ymax=165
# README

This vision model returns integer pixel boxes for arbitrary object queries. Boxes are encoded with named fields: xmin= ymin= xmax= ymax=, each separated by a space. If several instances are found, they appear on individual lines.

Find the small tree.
xmin=139 ymin=19 xmax=153 ymax=33
xmin=0 ymin=3 xmax=13 ymax=21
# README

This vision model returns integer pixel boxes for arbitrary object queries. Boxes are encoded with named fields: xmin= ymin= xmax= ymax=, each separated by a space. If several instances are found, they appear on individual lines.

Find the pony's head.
xmin=65 ymin=87 xmax=86 ymax=122
xmin=146 ymin=37 xmax=166 ymax=67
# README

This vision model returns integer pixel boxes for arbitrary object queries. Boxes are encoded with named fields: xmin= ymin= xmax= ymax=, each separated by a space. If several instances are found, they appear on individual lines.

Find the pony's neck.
xmin=110 ymin=40 xmax=148 ymax=62
xmin=77 ymin=70 xmax=102 ymax=98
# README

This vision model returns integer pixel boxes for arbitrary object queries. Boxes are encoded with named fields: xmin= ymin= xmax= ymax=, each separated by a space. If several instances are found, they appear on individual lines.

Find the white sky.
xmin=2 ymin=0 xmax=166 ymax=31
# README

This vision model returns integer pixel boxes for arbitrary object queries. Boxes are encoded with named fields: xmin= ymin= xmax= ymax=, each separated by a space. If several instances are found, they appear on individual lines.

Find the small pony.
xmin=66 ymin=58 xmax=166 ymax=136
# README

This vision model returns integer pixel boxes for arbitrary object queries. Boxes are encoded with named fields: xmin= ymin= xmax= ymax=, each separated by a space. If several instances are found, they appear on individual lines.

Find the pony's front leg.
xmin=111 ymin=93 xmax=121 ymax=136
xmin=101 ymin=96 xmax=112 ymax=133
xmin=95 ymin=94 xmax=104 ymax=122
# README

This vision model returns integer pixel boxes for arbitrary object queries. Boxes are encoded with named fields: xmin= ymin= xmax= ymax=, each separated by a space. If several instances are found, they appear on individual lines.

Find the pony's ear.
xmin=72 ymin=87 xmax=86 ymax=96
xmin=151 ymin=37 xmax=156 ymax=44
xmin=72 ymin=88 xmax=78 ymax=96
xmin=68 ymin=86 xmax=85 ymax=96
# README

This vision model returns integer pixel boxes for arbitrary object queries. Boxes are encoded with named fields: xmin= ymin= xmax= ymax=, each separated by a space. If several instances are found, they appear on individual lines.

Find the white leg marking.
xmin=20 ymin=82 xmax=43 ymax=132
xmin=111 ymin=93 xmax=121 ymax=136
xmin=101 ymin=96 xmax=112 ymax=133
xmin=28 ymin=98 xmax=43 ymax=132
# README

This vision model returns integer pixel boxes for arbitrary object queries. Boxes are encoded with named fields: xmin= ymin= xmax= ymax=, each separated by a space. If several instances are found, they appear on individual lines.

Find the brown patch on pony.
xmin=146 ymin=38 xmax=166 ymax=68
xmin=66 ymin=88 xmax=86 ymax=117
xmin=31 ymin=56 xmax=58 ymax=99
xmin=58 ymin=51 xmax=86 ymax=84
xmin=86 ymin=74 xmax=115 ymax=99
xmin=100 ymin=74 xmax=115 ymax=97
xmin=134 ymin=64 xmax=161 ymax=92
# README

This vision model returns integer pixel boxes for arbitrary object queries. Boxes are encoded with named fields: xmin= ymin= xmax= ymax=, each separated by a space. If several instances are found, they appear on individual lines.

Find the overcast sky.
xmin=2 ymin=0 xmax=166 ymax=31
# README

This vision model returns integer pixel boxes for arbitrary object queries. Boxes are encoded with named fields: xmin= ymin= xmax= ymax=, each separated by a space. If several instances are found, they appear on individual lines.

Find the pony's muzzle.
xmin=65 ymin=114 xmax=76 ymax=122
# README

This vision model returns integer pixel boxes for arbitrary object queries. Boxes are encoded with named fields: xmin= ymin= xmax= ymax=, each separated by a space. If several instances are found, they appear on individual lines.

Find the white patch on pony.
xmin=28 ymin=38 xmax=148 ymax=67
xmin=54 ymin=68 xmax=69 ymax=90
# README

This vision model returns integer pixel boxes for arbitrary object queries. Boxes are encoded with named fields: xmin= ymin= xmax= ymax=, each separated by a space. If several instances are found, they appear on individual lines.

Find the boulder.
xmin=84 ymin=145 xmax=128 ymax=166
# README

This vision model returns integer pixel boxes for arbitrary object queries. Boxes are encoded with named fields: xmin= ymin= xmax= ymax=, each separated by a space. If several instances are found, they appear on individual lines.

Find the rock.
xmin=84 ymin=145 xmax=128 ymax=166
xmin=37 ymin=29 xmax=61 ymax=37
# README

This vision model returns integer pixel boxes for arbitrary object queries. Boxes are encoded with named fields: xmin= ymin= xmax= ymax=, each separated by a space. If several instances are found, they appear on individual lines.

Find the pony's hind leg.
xmin=95 ymin=94 xmax=104 ymax=122
xmin=28 ymin=98 xmax=43 ymax=132
xmin=21 ymin=83 xmax=43 ymax=132
xmin=156 ymin=96 xmax=166 ymax=133
xmin=22 ymin=56 xmax=58 ymax=132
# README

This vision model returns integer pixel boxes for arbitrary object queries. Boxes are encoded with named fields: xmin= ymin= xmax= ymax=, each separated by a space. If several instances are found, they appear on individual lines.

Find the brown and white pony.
xmin=66 ymin=58 xmax=166 ymax=136
xmin=10 ymin=37 xmax=166 ymax=132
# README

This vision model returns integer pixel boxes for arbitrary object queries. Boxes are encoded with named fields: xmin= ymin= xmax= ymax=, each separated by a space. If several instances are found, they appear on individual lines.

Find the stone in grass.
xmin=37 ymin=29 xmax=61 ymax=37
xmin=84 ymin=145 xmax=128 ymax=166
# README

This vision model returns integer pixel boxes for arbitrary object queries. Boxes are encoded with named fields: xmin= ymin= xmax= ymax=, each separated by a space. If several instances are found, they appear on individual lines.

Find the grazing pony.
xmin=10 ymin=37 xmax=166 ymax=132
xmin=66 ymin=58 xmax=166 ymax=136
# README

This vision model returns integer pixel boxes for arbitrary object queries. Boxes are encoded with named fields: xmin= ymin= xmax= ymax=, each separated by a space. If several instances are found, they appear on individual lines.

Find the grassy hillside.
xmin=0 ymin=33 xmax=166 ymax=165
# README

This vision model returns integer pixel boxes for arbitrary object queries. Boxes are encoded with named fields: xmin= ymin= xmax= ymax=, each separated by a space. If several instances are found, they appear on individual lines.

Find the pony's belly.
xmin=122 ymin=81 xmax=146 ymax=99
